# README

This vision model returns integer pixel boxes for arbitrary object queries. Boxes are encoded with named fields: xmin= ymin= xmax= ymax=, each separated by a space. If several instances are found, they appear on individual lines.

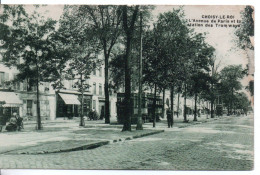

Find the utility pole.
xmin=136 ymin=12 xmax=143 ymax=130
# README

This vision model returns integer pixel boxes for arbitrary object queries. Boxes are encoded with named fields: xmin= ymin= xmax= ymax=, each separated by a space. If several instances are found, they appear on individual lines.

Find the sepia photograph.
xmin=0 ymin=1 xmax=255 ymax=172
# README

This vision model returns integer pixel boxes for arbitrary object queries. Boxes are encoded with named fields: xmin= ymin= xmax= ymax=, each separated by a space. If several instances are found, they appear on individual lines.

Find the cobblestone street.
xmin=0 ymin=114 xmax=253 ymax=170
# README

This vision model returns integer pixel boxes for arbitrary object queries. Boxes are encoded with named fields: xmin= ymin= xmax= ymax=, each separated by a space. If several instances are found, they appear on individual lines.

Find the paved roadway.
xmin=0 ymin=114 xmax=253 ymax=170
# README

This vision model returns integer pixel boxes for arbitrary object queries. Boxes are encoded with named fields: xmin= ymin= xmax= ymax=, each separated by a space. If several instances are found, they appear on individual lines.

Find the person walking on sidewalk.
xmin=166 ymin=107 xmax=173 ymax=128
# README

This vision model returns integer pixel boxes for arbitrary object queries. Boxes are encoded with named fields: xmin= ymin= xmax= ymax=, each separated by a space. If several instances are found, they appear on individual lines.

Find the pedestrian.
xmin=5 ymin=113 xmax=18 ymax=132
xmin=15 ymin=114 xmax=23 ymax=131
xmin=166 ymin=108 xmax=173 ymax=128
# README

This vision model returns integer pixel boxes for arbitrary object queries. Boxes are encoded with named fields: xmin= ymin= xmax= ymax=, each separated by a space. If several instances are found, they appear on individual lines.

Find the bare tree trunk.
xmin=206 ymin=101 xmax=209 ymax=119
xmin=177 ymin=93 xmax=180 ymax=118
xmin=136 ymin=12 xmax=143 ymax=130
xmin=153 ymin=84 xmax=157 ymax=128
xmin=211 ymin=99 xmax=214 ymax=118
xmin=122 ymin=34 xmax=133 ymax=131
xmin=170 ymin=86 xmax=174 ymax=125
xmin=122 ymin=5 xmax=139 ymax=132
xmin=36 ymin=63 xmax=42 ymax=130
xmin=184 ymin=83 xmax=188 ymax=122
xmin=104 ymin=53 xmax=110 ymax=124
xmin=227 ymin=103 xmax=231 ymax=116
xmin=162 ymin=88 xmax=165 ymax=119
xmin=36 ymin=76 xmax=42 ymax=130
xmin=231 ymin=88 xmax=234 ymax=115
xmin=194 ymin=93 xmax=198 ymax=121
xmin=80 ymin=73 xmax=85 ymax=126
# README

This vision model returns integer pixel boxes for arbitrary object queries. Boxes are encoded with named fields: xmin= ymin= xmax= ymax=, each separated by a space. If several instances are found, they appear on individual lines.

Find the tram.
xmin=116 ymin=93 xmax=163 ymax=124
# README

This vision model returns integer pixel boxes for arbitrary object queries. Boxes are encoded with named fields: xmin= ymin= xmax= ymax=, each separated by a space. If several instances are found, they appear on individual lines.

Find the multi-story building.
xmin=56 ymin=65 xmax=117 ymax=120
xmin=88 ymin=66 xmax=117 ymax=119
xmin=0 ymin=62 xmax=117 ymax=121
xmin=0 ymin=63 xmax=56 ymax=120
xmin=1 ymin=56 xmax=204 ymax=123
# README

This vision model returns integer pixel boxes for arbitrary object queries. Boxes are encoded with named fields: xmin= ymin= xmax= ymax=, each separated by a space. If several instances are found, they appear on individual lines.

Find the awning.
xmin=59 ymin=93 xmax=81 ymax=105
xmin=0 ymin=91 xmax=23 ymax=107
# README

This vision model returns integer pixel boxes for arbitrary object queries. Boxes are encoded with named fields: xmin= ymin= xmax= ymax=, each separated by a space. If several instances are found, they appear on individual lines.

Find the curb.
xmin=16 ymin=130 xmax=164 ymax=155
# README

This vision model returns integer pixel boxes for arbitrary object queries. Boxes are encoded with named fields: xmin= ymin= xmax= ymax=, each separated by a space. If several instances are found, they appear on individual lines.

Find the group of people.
xmin=0 ymin=113 xmax=23 ymax=132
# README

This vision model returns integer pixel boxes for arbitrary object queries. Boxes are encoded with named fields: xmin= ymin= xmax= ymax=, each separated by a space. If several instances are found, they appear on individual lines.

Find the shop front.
xmin=56 ymin=92 xmax=92 ymax=119
xmin=56 ymin=93 xmax=80 ymax=119
xmin=0 ymin=91 xmax=23 ymax=121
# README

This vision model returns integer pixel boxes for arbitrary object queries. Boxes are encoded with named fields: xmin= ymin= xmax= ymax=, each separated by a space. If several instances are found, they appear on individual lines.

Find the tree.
xmin=235 ymin=6 xmax=254 ymax=50
xmin=153 ymin=8 xmax=191 ymax=124
xmin=233 ymin=92 xmax=251 ymax=114
xmin=235 ymin=6 xmax=254 ymax=108
xmin=109 ymin=53 xmax=140 ymax=92
xmin=185 ymin=33 xmax=214 ymax=121
xmin=72 ymin=5 xmax=124 ymax=124
xmin=68 ymin=54 xmax=101 ymax=126
xmin=220 ymin=65 xmax=247 ymax=115
xmin=58 ymin=5 xmax=101 ymax=126
xmin=49 ymin=11 xmax=75 ymax=91
xmin=121 ymin=5 xmax=140 ymax=131
xmin=0 ymin=5 xmax=57 ymax=130
xmin=142 ymin=29 xmax=164 ymax=127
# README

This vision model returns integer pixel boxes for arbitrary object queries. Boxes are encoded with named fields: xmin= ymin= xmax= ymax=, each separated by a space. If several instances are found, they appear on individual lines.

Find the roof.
xmin=58 ymin=93 xmax=81 ymax=105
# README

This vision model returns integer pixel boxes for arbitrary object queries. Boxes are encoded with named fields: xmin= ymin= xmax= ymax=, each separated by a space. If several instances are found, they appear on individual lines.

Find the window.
xmin=93 ymin=82 xmax=96 ymax=94
xmin=99 ymin=84 xmax=102 ymax=95
xmin=27 ymin=100 xmax=33 ymax=116
xmin=93 ymin=69 xmax=96 ymax=76
xmin=99 ymin=67 xmax=102 ymax=77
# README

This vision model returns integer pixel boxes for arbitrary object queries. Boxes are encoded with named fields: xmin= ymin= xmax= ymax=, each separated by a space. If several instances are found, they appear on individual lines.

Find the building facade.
xmin=0 ymin=63 xmax=117 ymax=121
xmin=0 ymin=63 xmax=56 ymax=120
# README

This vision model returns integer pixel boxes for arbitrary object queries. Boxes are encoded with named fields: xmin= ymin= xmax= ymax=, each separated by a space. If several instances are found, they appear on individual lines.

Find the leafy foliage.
xmin=0 ymin=5 xmax=58 ymax=129
xmin=235 ymin=6 xmax=254 ymax=50
xmin=220 ymin=65 xmax=247 ymax=114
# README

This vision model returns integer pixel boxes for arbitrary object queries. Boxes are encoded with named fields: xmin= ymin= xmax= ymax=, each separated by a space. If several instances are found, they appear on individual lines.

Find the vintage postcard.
xmin=0 ymin=4 xmax=254 ymax=171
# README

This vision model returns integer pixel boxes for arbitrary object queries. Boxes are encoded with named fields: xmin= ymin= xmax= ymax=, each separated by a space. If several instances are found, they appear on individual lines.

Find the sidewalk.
xmin=0 ymin=114 xmax=232 ymax=155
